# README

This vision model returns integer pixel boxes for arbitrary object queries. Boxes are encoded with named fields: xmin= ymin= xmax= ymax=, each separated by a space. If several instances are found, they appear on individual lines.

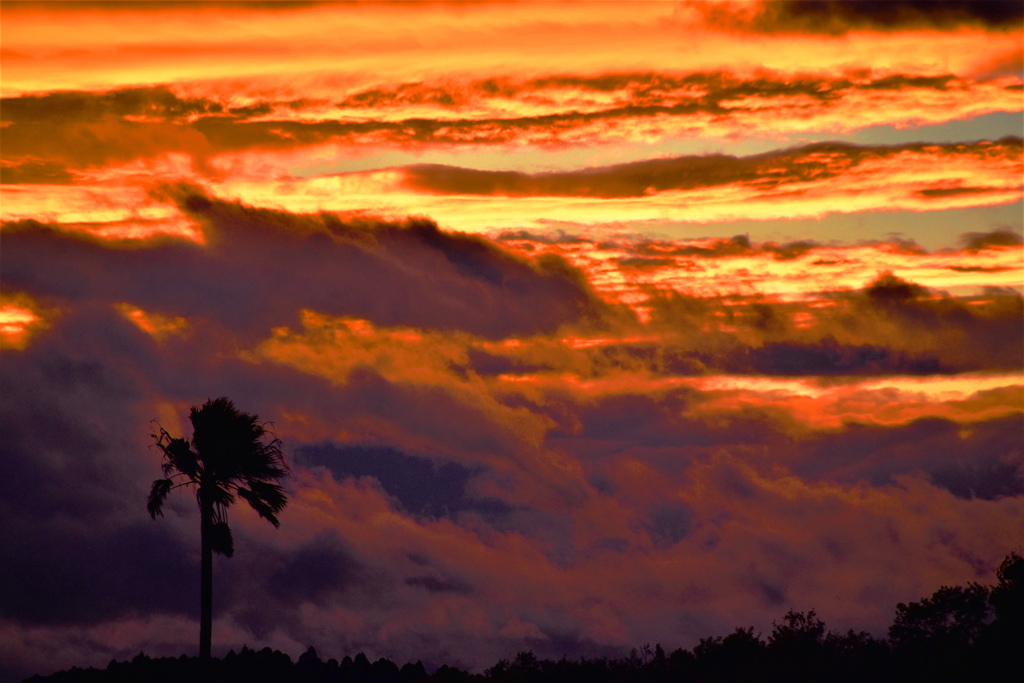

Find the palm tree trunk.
xmin=199 ymin=487 xmax=213 ymax=659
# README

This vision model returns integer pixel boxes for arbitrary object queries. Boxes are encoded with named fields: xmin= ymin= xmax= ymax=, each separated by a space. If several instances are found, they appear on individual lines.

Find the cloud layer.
xmin=2 ymin=195 xmax=1021 ymax=677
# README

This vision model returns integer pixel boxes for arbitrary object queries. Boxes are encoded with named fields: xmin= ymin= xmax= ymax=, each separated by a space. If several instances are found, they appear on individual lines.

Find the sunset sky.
xmin=1 ymin=0 xmax=1022 ymax=678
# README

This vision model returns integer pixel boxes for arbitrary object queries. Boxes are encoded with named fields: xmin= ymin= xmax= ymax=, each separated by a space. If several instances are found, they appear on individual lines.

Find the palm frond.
xmin=210 ymin=521 xmax=234 ymax=558
xmin=238 ymin=482 xmax=287 ymax=527
xmin=249 ymin=480 xmax=288 ymax=513
xmin=209 ymin=484 xmax=236 ymax=509
xmin=248 ymin=438 xmax=288 ymax=480
xmin=147 ymin=478 xmax=174 ymax=518
xmin=167 ymin=437 xmax=200 ymax=479
xmin=154 ymin=427 xmax=201 ymax=480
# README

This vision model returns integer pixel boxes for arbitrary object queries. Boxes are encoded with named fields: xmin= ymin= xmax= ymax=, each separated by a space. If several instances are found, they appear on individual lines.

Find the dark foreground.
xmin=27 ymin=553 xmax=1022 ymax=683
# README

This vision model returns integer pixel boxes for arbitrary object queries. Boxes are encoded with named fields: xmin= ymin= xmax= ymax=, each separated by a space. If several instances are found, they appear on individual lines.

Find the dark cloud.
xmin=207 ymin=529 xmax=369 ymax=643
xmin=0 ymin=522 xmax=195 ymax=626
xmin=794 ymin=414 xmax=1024 ymax=500
xmin=268 ymin=531 xmax=362 ymax=605
xmin=958 ymin=227 xmax=1023 ymax=251
xmin=915 ymin=186 xmax=1004 ymax=199
xmin=857 ymin=74 xmax=959 ymax=91
xmin=755 ymin=581 xmax=789 ymax=608
xmin=579 ymin=234 xmax=822 ymax=265
xmin=0 ymin=307 xmax=196 ymax=627
xmin=467 ymin=347 xmax=550 ymax=377
xmin=495 ymin=230 xmax=591 ymax=246
xmin=0 ymin=85 xmax=310 ymax=128
xmin=545 ymin=385 xmax=1023 ymax=505
xmin=0 ymin=306 xmax=157 ymax=522
xmin=946 ymin=265 xmax=1014 ymax=273
xmin=547 ymin=388 xmax=759 ymax=458
xmin=227 ymin=102 xmax=275 ymax=118
xmin=931 ymin=460 xmax=1024 ymax=500
xmin=295 ymin=443 xmax=511 ymax=521
xmin=843 ymin=274 xmax=1024 ymax=371
xmin=763 ymin=240 xmax=818 ymax=261
xmin=865 ymin=272 xmax=931 ymax=303
xmin=404 ymin=575 xmax=474 ymax=595
xmin=635 ymin=234 xmax=752 ymax=258
xmin=643 ymin=503 xmax=694 ymax=549
xmin=744 ymin=337 xmax=943 ymax=376
xmin=0 ymin=87 xmax=221 ymax=125
xmin=739 ymin=0 xmax=1024 ymax=33
xmin=1 ymin=191 xmax=613 ymax=340
xmin=400 ymin=139 xmax=1022 ymax=199
xmin=583 ymin=335 xmax=945 ymax=378
xmin=614 ymin=256 xmax=678 ymax=270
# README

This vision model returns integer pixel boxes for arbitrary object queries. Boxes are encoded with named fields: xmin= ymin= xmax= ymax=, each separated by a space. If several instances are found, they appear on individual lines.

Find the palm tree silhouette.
xmin=147 ymin=397 xmax=288 ymax=659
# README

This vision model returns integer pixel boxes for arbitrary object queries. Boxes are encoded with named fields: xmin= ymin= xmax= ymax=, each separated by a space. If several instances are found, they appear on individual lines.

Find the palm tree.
xmin=147 ymin=397 xmax=288 ymax=659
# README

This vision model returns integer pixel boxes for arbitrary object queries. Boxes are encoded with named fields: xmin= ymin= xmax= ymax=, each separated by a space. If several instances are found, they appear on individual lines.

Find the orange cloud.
xmin=3 ymin=2 xmax=1019 ymax=97
xmin=495 ymin=230 xmax=1024 ymax=316
xmin=243 ymin=297 xmax=1024 ymax=435
xmin=689 ymin=376 xmax=1023 ymax=430
xmin=114 ymin=303 xmax=189 ymax=341
xmin=4 ymin=75 xmax=1019 ymax=177
xmin=1 ymin=182 xmax=203 ymax=243
xmin=0 ymin=292 xmax=52 ymax=350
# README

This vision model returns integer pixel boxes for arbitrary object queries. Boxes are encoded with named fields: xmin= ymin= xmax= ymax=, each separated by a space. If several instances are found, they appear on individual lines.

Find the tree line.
xmin=25 ymin=550 xmax=1023 ymax=683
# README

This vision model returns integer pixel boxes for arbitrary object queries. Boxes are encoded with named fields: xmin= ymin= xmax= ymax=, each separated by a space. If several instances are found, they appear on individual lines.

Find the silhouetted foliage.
xmin=887 ymin=582 xmax=991 ymax=682
xmin=978 ymin=551 xmax=1024 ymax=681
xmin=889 ymin=583 xmax=991 ymax=649
xmin=147 ymin=397 xmax=289 ymax=659
xmin=26 ymin=551 xmax=1024 ymax=683
xmin=766 ymin=610 xmax=828 ymax=681
xmin=695 ymin=626 xmax=766 ymax=681
xmin=990 ymin=551 xmax=1024 ymax=626
xmin=822 ymin=629 xmax=891 ymax=683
